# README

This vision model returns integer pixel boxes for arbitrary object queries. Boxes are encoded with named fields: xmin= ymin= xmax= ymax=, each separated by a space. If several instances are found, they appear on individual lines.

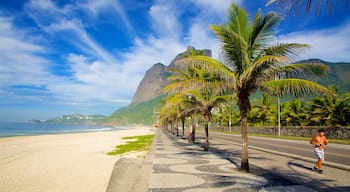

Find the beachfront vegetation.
xmin=159 ymin=3 xmax=335 ymax=172
xmin=107 ymin=134 xmax=154 ymax=155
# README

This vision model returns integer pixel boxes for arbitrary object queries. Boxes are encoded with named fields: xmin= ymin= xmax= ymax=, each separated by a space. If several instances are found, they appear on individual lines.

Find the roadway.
xmin=194 ymin=131 xmax=350 ymax=191
xmin=198 ymin=132 xmax=350 ymax=166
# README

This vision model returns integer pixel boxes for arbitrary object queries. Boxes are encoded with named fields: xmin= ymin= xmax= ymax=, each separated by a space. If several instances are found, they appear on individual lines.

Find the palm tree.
xmin=158 ymin=98 xmax=179 ymax=135
xmin=282 ymin=99 xmax=310 ymax=126
xmin=164 ymin=64 xmax=231 ymax=151
xmin=180 ymin=4 xmax=333 ymax=171
xmin=309 ymin=87 xmax=350 ymax=126
xmin=187 ymin=90 xmax=231 ymax=151
xmin=250 ymin=94 xmax=276 ymax=126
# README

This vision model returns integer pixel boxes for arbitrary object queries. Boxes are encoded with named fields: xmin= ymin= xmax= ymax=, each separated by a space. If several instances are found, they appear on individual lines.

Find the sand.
xmin=0 ymin=127 xmax=153 ymax=192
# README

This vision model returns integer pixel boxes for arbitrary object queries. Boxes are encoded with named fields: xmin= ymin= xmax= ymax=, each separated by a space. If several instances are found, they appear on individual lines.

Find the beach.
xmin=0 ymin=127 xmax=153 ymax=192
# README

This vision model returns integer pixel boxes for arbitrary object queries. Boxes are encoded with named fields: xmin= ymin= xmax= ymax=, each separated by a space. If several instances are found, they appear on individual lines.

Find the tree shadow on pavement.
xmin=285 ymin=161 xmax=349 ymax=192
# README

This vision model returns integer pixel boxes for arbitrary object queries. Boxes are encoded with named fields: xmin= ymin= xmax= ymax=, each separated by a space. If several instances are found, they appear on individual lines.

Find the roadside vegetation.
xmin=211 ymin=90 xmax=350 ymax=127
xmin=158 ymin=3 xmax=349 ymax=172
xmin=217 ymin=131 xmax=350 ymax=145
xmin=107 ymin=134 xmax=154 ymax=155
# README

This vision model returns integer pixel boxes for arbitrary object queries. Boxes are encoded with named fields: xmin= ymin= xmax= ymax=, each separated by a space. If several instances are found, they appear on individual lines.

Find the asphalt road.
xmin=198 ymin=132 xmax=350 ymax=166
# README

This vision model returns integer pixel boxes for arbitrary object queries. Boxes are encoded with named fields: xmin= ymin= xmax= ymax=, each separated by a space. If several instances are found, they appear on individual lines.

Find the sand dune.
xmin=0 ymin=127 xmax=153 ymax=192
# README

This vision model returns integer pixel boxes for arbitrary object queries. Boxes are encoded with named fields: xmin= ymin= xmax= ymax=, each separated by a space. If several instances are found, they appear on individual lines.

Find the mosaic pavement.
xmin=149 ymin=130 xmax=269 ymax=192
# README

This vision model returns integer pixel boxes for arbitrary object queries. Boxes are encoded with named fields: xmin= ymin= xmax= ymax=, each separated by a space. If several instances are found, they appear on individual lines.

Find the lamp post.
xmin=229 ymin=106 xmax=232 ymax=133
xmin=277 ymin=94 xmax=281 ymax=136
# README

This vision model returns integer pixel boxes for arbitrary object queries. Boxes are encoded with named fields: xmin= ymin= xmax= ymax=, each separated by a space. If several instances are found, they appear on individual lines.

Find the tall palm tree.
xmin=180 ymin=4 xmax=333 ymax=171
xmin=186 ymin=90 xmax=231 ymax=151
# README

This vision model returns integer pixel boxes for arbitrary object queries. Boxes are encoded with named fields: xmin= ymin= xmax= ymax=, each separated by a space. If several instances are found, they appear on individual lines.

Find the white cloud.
xmin=184 ymin=0 xmax=243 ymax=59
xmin=4 ymin=0 xmax=294 ymax=120
xmin=190 ymin=0 xmax=241 ymax=17
xmin=46 ymin=18 xmax=118 ymax=64
xmin=0 ymin=17 xmax=50 ymax=87
xmin=149 ymin=0 xmax=182 ymax=38
xmin=83 ymin=0 xmax=134 ymax=34
xmin=276 ymin=20 xmax=350 ymax=62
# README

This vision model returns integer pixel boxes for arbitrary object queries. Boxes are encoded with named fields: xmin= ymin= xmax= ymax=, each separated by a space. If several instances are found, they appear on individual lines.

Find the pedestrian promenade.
xmin=149 ymin=129 xmax=316 ymax=192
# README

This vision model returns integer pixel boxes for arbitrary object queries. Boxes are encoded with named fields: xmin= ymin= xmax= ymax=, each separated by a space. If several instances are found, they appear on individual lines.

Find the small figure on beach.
xmin=310 ymin=129 xmax=328 ymax=174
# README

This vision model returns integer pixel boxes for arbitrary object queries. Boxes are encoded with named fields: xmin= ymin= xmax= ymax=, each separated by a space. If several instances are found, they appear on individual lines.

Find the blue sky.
xmin=0 ymin=0 xmax=349 ymax=122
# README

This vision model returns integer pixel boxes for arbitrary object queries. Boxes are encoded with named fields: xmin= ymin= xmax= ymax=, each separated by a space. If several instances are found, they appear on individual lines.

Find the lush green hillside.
xmin=318 ymin=61 xmax=350 ymax=92
xmin=103 ymin=95 xmax=166 ymax=125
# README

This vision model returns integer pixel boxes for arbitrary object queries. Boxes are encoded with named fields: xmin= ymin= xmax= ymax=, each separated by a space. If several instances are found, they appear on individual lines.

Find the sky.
xmin=0 ymin=0 xmax=349 ymax=122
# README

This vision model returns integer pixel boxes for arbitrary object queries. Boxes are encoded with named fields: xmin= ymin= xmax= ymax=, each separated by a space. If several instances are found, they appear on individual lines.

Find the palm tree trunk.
xmin=190 ymin=114 xmax=196 ymax=143
xmin=203 ymin=109 xmax=211 ymax=151
xmin=204 ymin=122 xmax=209 ymax=151
xmin=238 ymin=94 xmax=250 ymax=172
xmin=176 ymin=119 xmax=179 ymax=137
xmin=181 ymin=118 xmax=185 ymax=138
xmin=277 ymin=95 xmax=281 ymax=136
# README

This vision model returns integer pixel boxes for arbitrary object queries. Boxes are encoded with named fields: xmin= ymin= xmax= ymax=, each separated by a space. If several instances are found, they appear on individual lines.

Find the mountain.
xmin=131 ymin=46 xmax=211 ymax=104
xmin=300 ymin=59 xmax=350 ymax=93
xmin=131 ymin=63 xmax=169 ymax=104
xmin=107 ymin=49 xmax=350 ymax=126
xmin=29 ymin=114 xmax=107 ymax=125
xmin=103 ymin=95 xmax=165 ymax=126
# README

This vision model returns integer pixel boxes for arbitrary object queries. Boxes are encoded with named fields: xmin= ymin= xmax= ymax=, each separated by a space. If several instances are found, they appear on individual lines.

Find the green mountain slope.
xmin=103 ymin=95 xmax=166 ymax=125
xmin=319 ymin=61 xmax=350 ymax=92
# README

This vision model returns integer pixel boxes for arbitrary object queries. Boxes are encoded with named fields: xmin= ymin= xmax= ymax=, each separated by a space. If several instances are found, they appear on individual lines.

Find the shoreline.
xmin=0 ymin=122 xmax=130 ymax=139
xmin=0 ymin=126 xmax=129 ymax=139
xmin=0 ymin=126 xmax=153 ymax=192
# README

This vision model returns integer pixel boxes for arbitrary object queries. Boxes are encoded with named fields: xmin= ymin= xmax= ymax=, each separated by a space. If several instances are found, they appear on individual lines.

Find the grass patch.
xmin=107 ymin=134 xmax=155 ymax=155
xmin=216 ymin=131 xmax=350 ymax=145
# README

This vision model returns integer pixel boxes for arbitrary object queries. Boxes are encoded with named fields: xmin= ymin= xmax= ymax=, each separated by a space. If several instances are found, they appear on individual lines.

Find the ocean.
xmin=0 ymin=122 xmax=126 ymax=138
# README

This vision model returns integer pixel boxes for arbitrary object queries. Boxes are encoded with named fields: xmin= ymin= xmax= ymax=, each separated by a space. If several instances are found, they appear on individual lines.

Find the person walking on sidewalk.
xmin=310 ymin=129 xmax=328 ymax=173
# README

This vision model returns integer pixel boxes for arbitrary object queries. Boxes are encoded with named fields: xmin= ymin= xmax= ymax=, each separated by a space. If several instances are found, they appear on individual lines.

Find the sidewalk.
xmin=149 ymin=129 xmax=317 ymax=192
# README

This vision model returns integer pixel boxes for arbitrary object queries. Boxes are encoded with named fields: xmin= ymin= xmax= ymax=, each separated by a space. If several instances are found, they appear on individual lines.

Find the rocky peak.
xmin=168 ymin=46 xmax=212 ymax=69
xmin=131 ymin=63 xmax=169 ymax=104
xmin=131 ymin=46 xmax=212 ymax=104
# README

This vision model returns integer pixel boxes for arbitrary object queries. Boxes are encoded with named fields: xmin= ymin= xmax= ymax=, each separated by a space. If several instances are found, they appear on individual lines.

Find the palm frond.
xmin=178 ymin=56 xmax=234 ymax=77
xmin=211 ymin=24 xmax=249 ymax=73
xmin=260 ymin=43 xmax=309 ymax=62
xmin=249 ymin=10 xmax=280 ymax=54
xmin=277 ymin=63 xmax=330 ymax=78
xmin=211 ymin=4 xmax=251 ymax=73
xmin=263 ymin=78 xmax=335 ymax=98
xmin=227 ymin=3 xmax=250 ymax=42
xmin=208 ymin=95 xmax=234 ymax=108
xmin=240 ymin=55 xmax=287 ymax=89
xmin=177 ymin=55 xmax=240 ymax=91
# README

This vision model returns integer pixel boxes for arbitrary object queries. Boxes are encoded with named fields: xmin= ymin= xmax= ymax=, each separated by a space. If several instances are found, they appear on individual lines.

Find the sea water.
xmin=0 ymin=122 xmax=126 ymax=137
